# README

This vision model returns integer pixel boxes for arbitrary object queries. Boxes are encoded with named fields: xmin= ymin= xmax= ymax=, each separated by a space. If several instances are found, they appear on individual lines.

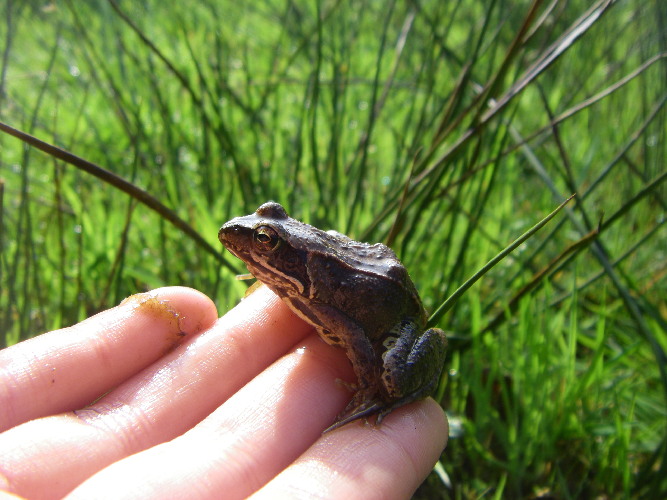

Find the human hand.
xmin=0 ymin=286 xmax=448 ymax=499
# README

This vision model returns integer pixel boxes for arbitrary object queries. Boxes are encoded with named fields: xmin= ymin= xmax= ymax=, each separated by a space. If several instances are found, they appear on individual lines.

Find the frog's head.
xmin=218 ymin=202 xmax=310 ymax=296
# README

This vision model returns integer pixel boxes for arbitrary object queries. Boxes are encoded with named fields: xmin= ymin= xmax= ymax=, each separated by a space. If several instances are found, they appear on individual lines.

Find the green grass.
xmin=2 ymin=0 xmax=666 ymax=497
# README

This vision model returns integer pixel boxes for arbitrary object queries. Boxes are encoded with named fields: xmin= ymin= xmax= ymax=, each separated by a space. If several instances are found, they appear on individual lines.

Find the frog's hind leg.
xmin=378 ymin=325 xmax=448 ymax=419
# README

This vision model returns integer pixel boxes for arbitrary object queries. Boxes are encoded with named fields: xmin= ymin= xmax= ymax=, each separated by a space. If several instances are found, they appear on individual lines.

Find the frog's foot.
xmin=373 ymin=402 xmax=405 ymax=427
xmin=323 ymin=399 xmax=383 ymax=433
xmin=323 ymin=383 xmax=389 ymax=433
xmin=374 ymin=383 xmax=436 ymax=426
xmin=325 ymin=393 xmax=430 ymax=433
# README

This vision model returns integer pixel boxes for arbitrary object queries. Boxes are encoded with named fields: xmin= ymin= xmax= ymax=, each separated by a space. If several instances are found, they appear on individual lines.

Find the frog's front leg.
xmin=378 ymin=321 xmax=448 ymax=423
xmin=308 ymin=303 xmax=386 ymax=430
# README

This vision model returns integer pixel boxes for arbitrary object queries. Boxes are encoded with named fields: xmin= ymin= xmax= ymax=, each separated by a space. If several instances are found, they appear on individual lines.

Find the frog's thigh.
xmin=406 ymin=327 xmax=447 ymax=368
xmin=382 ymin=327 xmax=447 ymax=399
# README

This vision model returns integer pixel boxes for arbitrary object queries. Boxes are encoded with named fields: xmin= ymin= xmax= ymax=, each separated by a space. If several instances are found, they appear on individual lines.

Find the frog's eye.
xmin=253 ymin=226 xmax=282 ymax=251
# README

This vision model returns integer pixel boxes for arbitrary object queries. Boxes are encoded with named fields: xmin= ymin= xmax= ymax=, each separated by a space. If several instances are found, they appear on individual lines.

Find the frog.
xmin=218 ymin=201 xmax=447 ymax=432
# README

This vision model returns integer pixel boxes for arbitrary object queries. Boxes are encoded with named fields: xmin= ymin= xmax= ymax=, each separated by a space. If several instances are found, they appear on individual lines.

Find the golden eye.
xmin=253 ymin=226 xmax=282 ymax=251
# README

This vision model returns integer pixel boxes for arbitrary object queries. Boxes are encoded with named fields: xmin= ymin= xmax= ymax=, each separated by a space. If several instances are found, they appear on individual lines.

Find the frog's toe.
xmin=374 ymin=387 xmax=434 ymax=425
xmin=334 ymin=377 xmax=358 ymax=392
xmin=324 ymin=400 xmax=383 ymax=433
xmin=376 ymin=407 xmax=390 ymax=425
xmin=342 ymin=386 xmax=377 ymax=415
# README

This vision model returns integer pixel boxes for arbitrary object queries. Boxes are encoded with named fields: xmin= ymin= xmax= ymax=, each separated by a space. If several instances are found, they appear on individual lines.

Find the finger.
xmin=0 ymin=287 xmax=217 ymax=432
xmin=251 ymin=399 xmax=448 ymax=500
xmin=65 ymin=331 xmax=353 ymax=499
xmin=0 ymin=286 xmax=313 ymax=500
xmin=65 ymin=331 xmax=445 ymax=500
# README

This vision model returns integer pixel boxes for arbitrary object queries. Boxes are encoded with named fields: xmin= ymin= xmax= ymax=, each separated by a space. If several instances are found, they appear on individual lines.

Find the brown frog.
xmin=218 ymin=202 xmax=447 ymax=432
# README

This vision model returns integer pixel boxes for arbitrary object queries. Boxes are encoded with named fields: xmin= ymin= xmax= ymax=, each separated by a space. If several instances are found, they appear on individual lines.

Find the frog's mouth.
xmin=218 ymin=223 xmax=245 ymax=247
xmin=218 ymin=225 xmax=257 ymax=263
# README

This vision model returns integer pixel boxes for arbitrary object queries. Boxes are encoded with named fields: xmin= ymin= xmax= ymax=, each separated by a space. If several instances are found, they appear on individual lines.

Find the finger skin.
xmin=251 ymin=399 xmax=448 ymax=500
xmin=66 ymin=334 xmax=353 ymax=499
xmin=0 ymin=286 xmax=311 ymax=500
xmin=65 ymin=334 xmax=446 ymax=500
xmin=1 ymin=285 xmax=449 ymax=500
xmin=0 ymin=287 xmax=217 ymax=432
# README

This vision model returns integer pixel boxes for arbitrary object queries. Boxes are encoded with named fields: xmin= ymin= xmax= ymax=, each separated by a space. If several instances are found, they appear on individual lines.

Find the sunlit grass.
xmin=1 ymin=0 xmax=665 ymax=497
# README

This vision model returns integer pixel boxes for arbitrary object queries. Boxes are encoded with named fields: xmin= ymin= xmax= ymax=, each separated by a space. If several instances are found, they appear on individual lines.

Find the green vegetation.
xmin=1 ymin=0 xmax=665 ymax=497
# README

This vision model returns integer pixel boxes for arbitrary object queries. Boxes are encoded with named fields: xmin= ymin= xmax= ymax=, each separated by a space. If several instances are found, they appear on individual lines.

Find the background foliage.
xmin=1 ymin=0 xmax=666 ymax=497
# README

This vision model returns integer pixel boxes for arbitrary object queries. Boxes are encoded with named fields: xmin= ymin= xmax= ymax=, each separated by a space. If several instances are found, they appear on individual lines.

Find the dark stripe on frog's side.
xmin=243 ymin=250 xmax=310 ymax=297
xmin=253 ymin=261 xmax=305 ymax=295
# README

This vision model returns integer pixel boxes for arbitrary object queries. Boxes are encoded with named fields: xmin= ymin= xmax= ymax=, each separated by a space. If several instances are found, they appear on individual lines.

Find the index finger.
xmin=0 ymin=287 xmax=217 ymax=432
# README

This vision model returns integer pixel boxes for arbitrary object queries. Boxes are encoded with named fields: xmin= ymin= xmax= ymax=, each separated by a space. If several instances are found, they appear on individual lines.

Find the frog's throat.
xmin=246 ymin=259 xmax=306 ymax=296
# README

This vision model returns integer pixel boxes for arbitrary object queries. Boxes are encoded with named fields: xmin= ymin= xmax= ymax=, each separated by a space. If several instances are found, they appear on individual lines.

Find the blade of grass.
xmin=103 ymin=0 xmax=252 ymax=205
xmin=427 ymin=194 xmax=575 ymax=328
xmin=482 ymin=223 xmax=600 ymax=333
xmin=0 ymin=120 xmax=234 ymax=272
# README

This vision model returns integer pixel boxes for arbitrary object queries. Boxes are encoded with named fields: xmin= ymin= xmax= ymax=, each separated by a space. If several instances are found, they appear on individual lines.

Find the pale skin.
xmin=0 ymin=286 xmax=448 ymax=500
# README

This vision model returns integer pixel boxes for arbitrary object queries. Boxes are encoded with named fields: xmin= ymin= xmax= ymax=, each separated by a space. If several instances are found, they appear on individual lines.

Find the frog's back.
xmin=306 ymin=236 xmax=426 ymax=340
